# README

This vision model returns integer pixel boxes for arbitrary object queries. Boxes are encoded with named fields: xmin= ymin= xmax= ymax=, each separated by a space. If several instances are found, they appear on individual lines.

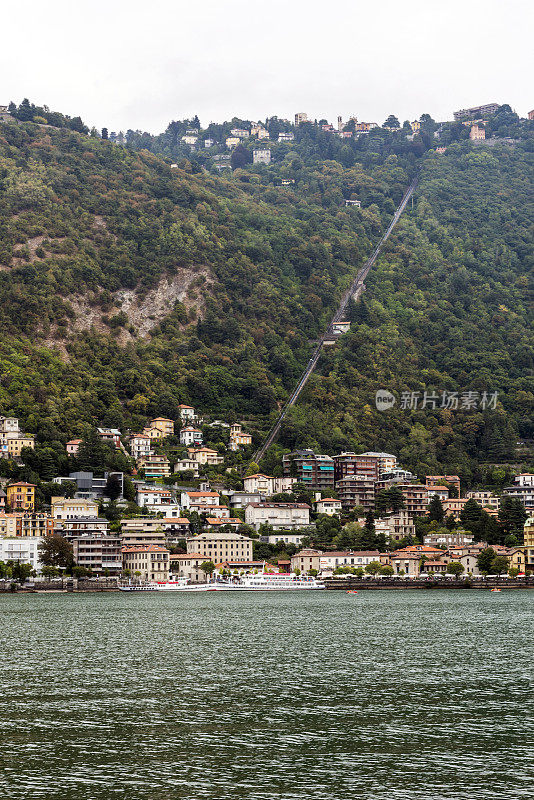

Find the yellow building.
xmin=410 ymin=120 xmax=421 ymax=132
xmin=0 ymin=513 xmax=18 ymax=536
xmin=122 ymin=545 xmax=169 ymax=582
xmin=6 ymin=482 xmax=36 ymax=511
xmin=7 ymin=436 xmax=35 ymax=458
xmin=143 ymin=417 xmax=174 ymax=439
xmin=507 ymin=548 xmax=526 ymax=573
xmin=524 ymin=516 xmax=534 ymax=573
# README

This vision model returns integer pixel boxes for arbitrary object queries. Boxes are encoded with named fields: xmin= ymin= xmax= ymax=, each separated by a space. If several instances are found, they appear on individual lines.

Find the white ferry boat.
xmin=206 ymin=573 xmax=325 ymax=591
xmin=119 ymin=579 xmax=206 ymax=592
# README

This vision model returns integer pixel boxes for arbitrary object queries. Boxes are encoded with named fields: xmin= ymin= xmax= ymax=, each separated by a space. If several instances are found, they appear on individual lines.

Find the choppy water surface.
xmin=0 ymin=590 xmax=532 ymax=799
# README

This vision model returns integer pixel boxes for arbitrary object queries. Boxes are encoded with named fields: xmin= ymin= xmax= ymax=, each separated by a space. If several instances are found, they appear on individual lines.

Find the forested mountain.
xmin=0 ymin=108 xmax=532 ymax=485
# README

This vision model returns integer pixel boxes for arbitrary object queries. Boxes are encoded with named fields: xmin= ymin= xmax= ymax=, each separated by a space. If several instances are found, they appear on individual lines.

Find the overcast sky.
xmin=3 ymin=0 xmax=532 ymax=133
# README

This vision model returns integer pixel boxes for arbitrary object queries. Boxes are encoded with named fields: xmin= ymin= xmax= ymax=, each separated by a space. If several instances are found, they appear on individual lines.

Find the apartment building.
xmin=7 ymin=435 xmax=35 ymax=458
xmin=424 ymin=531 xmax=474 ymax=547
xmin=244 ymin=502 xmax=311 ymax=530
xmin=138 ymin=454 xmax=170 ymax=480
xmin=523 ymin=517 xmax=534 ymax=573
xmin=466 ymin=491 xmax=500 ymax=511
xmin=282 ymin=450 xmax=335 ymax=490
xmin=426 ymin=475 xmax=461 ymax=495
xmin=243 ymin=473 xmax=295 ymax=496
xmin=130 ymin=434 xmax=151 ymax=461
xmin=333 ymin=452 xmax=379 ymax=482
xmin=187 ymin=531 xmax=253 ymax=562
xmin=72 ymin=534 xmax=122 ymax=574
xmin=442 ymin=498 xmax=469 ymax=519
xmin=0 ymin=537 xmax=45 ymax=573
xmin=51 ymin=497 xmax=99 ymax=519
xmin=398 ymin=484 xmax=429 ymax=516
xmin=136 ymin=487 xmax=174 ymax=508
xmin=181 ymin=491 xmax=220 ymax=509
xmin=180 ymin=427 xmax=203 ymax=446
xmin=187 ymin=447 xmax=224 ymax=466
xmin=453 ymin=103 xmax=499 ymax=121
xmin=120 ymin=518 xmax=167 ymax=548
xmin=15 ymin=513 xmax=54 ymax=538
xmin=335 ymin=475 xmax=375 ymax=512
xmin=56 ymin=517 xmax=109 ymax=541
xmin=123 ymin=545 xmax=170 ymax=582
xmin=6 ymin=482 xmax=35 ymax=511
xmin=178 ymin=404 xmax=197 ymax=423
xmin=503 ymin=476 xmax=534 ymax=510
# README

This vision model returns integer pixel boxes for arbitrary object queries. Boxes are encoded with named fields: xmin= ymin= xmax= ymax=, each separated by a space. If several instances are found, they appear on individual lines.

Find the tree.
xmin=384 ymin=115 xmax=400 ymax=129
xmin=365 ymin=560 xmax=381 ymax=576
xmin=104 ymin=473 xmax=122 ymax=501
xmin=498 ymin=497 xmax=527 ymax=537
xmin=41 ymin=566 xmax=60 ymax=579
xmin=477 ymin=547 xmax=496 ymax=575
xmin=428 ymin=495 xmax=444 ymax=523
xmin=231 ymin=144 xmax=252 ymax=170
xmin=389 ymin=486 xmax=406 ymax=513
xmin=364 ymin=511 xmax=375 ymax=533
xmin=491 ymin=555 xmax=509 ymax=575
xmin=447 ymin=561 xmax=465 ymax=577
xmin=101 ymin=128 xmax=109 ymax=140
xmin=200 ymin=561 xmax=215 ymax=579
xmin=38 ymin=535 xmax=74 ymax=570
xmin=11 ymin=562 xmax=33 ymax=584
xmin=379 ymin=564 xmax=394 ymax=576
xmin=508 ymin=566 xmax=520 ymax=578
xmin=460 ymin=499 xmax=483 ymax=531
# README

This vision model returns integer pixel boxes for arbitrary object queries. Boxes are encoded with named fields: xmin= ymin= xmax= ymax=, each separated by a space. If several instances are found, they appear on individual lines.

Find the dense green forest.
xmin=0 ymin=106 xmax=532 ymax=487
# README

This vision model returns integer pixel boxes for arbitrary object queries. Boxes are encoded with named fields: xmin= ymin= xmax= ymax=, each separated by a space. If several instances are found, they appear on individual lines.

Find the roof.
xmin=169 ymin=552 xmax=204 ymax=560
xmin=316 ymin=498 xmax=341 ymax=503
xmin=138 ymin=487 xmax=172 ymax=494
xmin=187 ymin=491 xmax=220 ymax=498
xmin=122 ymin=545 xmax=169 ymax=553
xmin=206 ymin=517 xmax=241 ymax=524
xmin=320 ymin=550 xmax=380 ymax=558
xmin=161 ymin=517 xmax=190 ymax=524
xmin=246 ymin=502 xmax=310 ymax=509
xmin=244 ymin=473 xmax=272 ymax=480
xmin=66 ymin=438 xmax=83 ymax=444
xmin=181 ymin=427 xmax=202 ymax=432
xmin=7 ymin=482 xmax=35 ymax=488
xmin=178 ymin=404 xmax=195 ymax=409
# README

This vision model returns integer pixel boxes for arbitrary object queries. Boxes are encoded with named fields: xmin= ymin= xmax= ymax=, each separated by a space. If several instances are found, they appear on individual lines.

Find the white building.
xmin=136 ymin=487 xmax=175 ymax=509
xmin=178 ymin=404 xmax=196 ymax=422
xmin=181 ymin=491 xmax=220 ymax=509
xmin=0 ymin=536 xmax=45 ymax=573
xmin=245 ymin=502 xmax=310 ymax=530
xmin=253 ymin=149 xmax=271 ymax=165
xmin=51 ymin=497 xmax=99 ymax=520
xmin=314 ymin=498 xmax=342 ymax=516
xmin=173 ymin=458 xmax=199 ymax=477
xmin=243 ymin=473 xmax=296 ymax=496
xmin=278 ymin=132 xmax=295 ymax=143
xmin=130 ymin=434 xmax=151 ymax=461
xmin=187 ymin=447 xmax=224 ymax=466
xmin=180 ymin=427 xmax=203 ymax=446
xmin=318 ymin=550 xmax=381 ymax=575
xmin=259 ymin=532 xmax=308 ymax=546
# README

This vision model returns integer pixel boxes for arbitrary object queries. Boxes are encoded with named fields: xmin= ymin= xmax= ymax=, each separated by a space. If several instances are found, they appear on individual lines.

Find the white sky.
xmin=3 ymin=0 xmax=533 ymax=133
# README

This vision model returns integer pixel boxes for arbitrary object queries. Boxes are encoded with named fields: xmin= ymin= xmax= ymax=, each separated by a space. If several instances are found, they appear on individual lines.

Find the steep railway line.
xmin=252 ymin=176 xmax=419 ymax=464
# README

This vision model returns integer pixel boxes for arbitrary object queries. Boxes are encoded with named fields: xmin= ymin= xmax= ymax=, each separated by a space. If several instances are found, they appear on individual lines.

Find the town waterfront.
xmin=1 ymin=591 xmax=533 ymax=799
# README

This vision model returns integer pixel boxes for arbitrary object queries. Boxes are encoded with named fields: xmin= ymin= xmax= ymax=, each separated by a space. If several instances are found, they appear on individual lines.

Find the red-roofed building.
xmin=169 ymin=552 xmax=206 ymax=582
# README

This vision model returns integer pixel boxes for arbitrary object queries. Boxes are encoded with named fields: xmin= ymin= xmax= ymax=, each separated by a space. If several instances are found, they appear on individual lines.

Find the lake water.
xmin=0 ymin=590 xmax=532 ymax=799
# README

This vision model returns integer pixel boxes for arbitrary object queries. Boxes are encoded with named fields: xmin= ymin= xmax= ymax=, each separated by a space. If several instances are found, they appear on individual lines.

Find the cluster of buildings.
xmin=292 ymin=539 xmax=528 ymax=579
xmin=0 ymin=417 xmax=34 ymax=459
xmin=0 ymin=402 xmax=532 ymax=584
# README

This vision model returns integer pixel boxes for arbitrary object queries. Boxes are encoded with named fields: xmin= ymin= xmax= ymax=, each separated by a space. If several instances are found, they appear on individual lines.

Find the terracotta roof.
xmin=169 ymin=552 xmax=204 ymax=560
xmin=316 ymin=498 xmax=340 ymax=503
xmin=206 ymin=517 xmax=241 ymax=524
xmin=187 ymin=491 xmax=220 ymax=497
xmin=122 ymin=545 xmax=169 ymax=553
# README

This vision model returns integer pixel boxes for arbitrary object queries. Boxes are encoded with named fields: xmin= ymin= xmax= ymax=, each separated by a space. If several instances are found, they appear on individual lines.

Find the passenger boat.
xmin=119 ymin=579 xmax=209 ymax=592
xmin=490 ymin=587 xmax=502 ymax=592
xmin=205 ymin=573 xmax=325 ymax=591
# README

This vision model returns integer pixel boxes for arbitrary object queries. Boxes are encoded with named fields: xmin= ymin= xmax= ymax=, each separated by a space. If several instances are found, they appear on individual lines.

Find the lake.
xmin=0 ymin=590 xmax=532 ymax=799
